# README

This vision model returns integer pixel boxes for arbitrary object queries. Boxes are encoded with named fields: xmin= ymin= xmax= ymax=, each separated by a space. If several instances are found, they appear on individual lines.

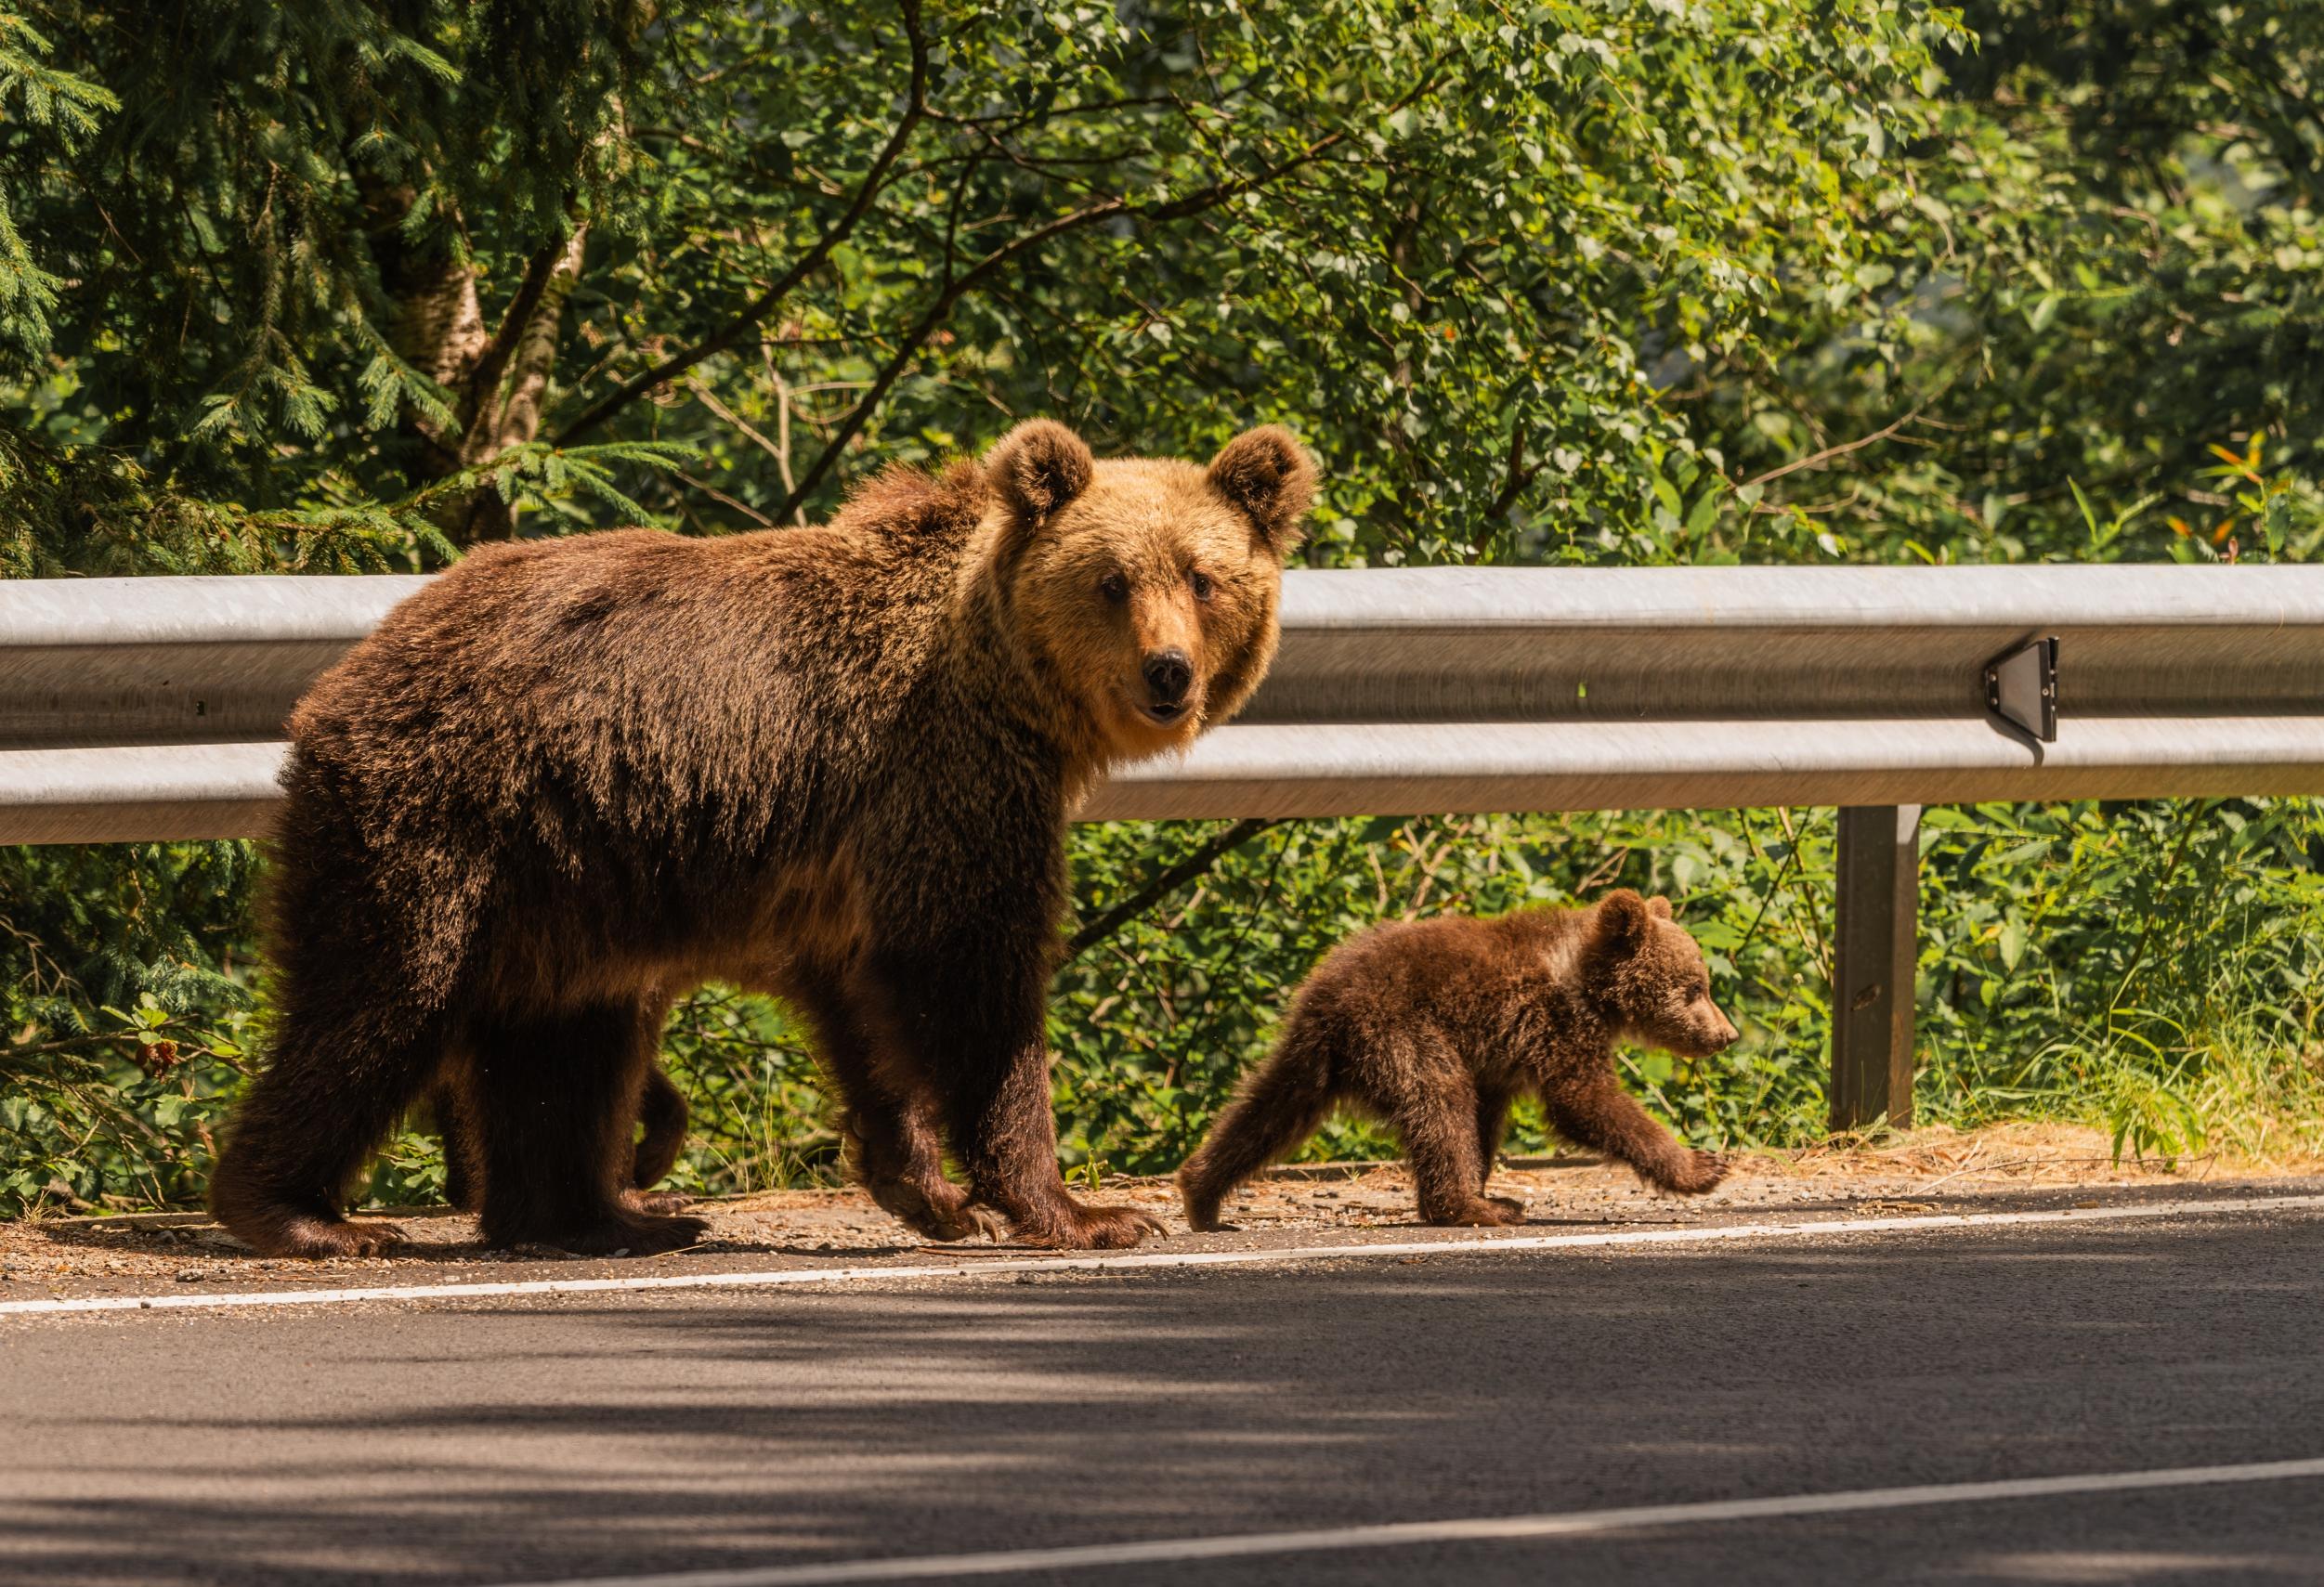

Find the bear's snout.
xmin=1694 ymin=1008 xmax=1740 ymax=1056
xmin=1141 ymin=647 xmax=1195 ymax=716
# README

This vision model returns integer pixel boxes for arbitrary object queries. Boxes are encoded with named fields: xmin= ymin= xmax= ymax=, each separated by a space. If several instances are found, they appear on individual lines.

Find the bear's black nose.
xmin=1142 ymin=648 xmax=1194 ymax=708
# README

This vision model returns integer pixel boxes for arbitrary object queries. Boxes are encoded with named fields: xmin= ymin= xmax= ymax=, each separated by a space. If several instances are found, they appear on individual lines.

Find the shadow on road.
xmin=7 ymin=1215 xmax=2324 ymax=1585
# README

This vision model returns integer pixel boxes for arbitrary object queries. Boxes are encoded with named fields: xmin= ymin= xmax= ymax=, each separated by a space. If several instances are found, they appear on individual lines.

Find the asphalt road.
xmin=7 ymin=1199 xmax=2324 ymax=1586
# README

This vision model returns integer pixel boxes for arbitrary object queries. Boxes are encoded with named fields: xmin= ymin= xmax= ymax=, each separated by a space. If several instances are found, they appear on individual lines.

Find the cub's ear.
xmin=1588 ymin=889 xmax=1652 ymax=956
xmin=1647 ymin=895 xmax=1673 ymax=920
xmin=986 ymin=420 xmax=1095 ymax=530
xmin=1208 ymin=425 xmax=1315 ymax=556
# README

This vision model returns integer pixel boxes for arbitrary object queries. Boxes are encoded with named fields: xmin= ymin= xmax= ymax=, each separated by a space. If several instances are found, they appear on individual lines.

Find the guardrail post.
xmin=1830 ymin=804 xmax=1921 ymax=1132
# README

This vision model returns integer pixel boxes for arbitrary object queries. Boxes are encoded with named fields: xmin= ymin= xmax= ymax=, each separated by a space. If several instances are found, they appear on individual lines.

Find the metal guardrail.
xmin=4 ymin=564 xmax=2322 ymax=1127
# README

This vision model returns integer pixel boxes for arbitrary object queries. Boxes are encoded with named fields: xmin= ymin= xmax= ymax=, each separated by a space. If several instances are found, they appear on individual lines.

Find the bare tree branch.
xmin=463 ymin=238 xmax=568 ymax=423
xmin=555 ymin=0 xmax=932 ymax=445
xmin=1740 ymin=407 xmax=1926 ymax=492
xmin=673 ymin=469 xmax=777 ymax=527
xmin=483 ymin=225 xmax=590 ymax=460
xmin=1485 ymin=419 xmax=1542 ymax=522
xmin=1065 ymin=818 xmax=1283 ymax=961
xmin=687 ymin=373 xmax=809 ymax=526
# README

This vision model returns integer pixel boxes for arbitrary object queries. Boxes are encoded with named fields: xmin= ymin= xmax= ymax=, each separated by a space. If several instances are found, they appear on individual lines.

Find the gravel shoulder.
xmin=5 ymin=1120 xmax=2315 ymax=1307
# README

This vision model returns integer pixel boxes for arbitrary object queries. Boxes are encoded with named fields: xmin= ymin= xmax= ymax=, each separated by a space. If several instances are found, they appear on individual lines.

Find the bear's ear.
xmin=986 ymin=419 xmax=1095 ymax=531
xmin=1647 ymin=895 xmax=1673 ymax=920
xmin=1588 ymin=889 xmax=1652 ymax=956
xmin=1208 ymin=425 xmax=1314 ymax=556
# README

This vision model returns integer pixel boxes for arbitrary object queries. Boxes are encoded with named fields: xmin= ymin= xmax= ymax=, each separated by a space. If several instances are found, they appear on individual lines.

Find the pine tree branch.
xmin=555 ymin=0 xmax=932 ymax=445
xmin=1065 ymin=817 xmax=1283 ymax=961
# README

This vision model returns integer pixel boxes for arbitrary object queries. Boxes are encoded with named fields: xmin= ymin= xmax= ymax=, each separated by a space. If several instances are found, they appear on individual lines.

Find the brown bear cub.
xmin=210 ymin=419 xmax=1312 ymax=1260
xmin=1178 ymin=891 xmax=1737 ymax=1230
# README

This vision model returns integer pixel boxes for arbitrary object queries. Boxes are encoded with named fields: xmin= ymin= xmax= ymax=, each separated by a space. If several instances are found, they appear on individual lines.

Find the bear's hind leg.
xmin=210 ymin=1008 xmax=439 ymax=1258
xmin=842 ymin=1085 xmax=996 ymax=1243
xmin=1473 ymin=1086 xmax=1515 ymax=1196
xmin=469 ymin=1000 xmax=709 ymax=1255
xmin=624 ymin=1061 xmax=693 ymax=1216
xmin=1176 ymin=1023 xmax=1339 ymax=1232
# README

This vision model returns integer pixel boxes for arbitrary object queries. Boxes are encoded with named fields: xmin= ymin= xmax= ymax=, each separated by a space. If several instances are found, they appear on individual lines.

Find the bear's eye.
xmin=1098 ymin=572 xmax=1129 ymax=605
xmin=1189 ymin=568 xmax=1215 ymax=602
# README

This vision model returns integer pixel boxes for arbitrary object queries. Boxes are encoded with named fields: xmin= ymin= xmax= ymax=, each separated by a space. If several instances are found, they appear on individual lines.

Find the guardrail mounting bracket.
xmin=1984 ymin=635 xmax=2058 ymax=743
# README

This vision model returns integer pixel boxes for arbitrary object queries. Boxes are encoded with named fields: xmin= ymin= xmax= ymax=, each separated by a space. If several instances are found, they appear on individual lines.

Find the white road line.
xmin=5 ymin=1191 xmax=2320 ymax=1319
xmin=499 ymin=1455 xmax=2324 ymax=1586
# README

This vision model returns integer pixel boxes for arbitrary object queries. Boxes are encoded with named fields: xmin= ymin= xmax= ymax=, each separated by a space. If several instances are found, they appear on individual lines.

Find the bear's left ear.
xmin=1208 ymin=425 xmax=1315 ymax=556
xmin=986 ymin=419 xmax=1095 ymax=531
xmin=1588 ymin=889 xmax=1652 ymax=956
xmin=1647 ymin=895 xmax=1673 ymax=920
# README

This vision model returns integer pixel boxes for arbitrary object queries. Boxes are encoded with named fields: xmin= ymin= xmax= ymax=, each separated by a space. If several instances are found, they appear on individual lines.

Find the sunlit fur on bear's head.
xmin=983 ymin=420 xmax=1313 ymax=764
xmin=1582 ymin=890 xmax=1741 ymax=1060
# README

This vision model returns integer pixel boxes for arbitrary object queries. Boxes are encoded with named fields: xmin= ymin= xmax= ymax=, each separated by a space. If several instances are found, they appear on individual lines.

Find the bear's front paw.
xmin=1663 ymin=1149 xmax=1729 ymax=1196
xmin=1019 ymin=1200 xmax=1169 ymax=1250
xmin=263 ymin=1215 xmax=406 ymax=1259
xmin=621 ymin=1189 xmax=697 ymax=1217
xmin=526 ymin=1210 xmax=709 ymax=1257
xmin=1178 ymin=1194 xmax=1228 ymax=1233
xmin=1428 ymin=1197 xmax=1524 ymax=1228
xmin=916 ymin=1203 xmax=1007 ymax=1243
xmin=868 ymin=1176 xmax=999 ymax=1242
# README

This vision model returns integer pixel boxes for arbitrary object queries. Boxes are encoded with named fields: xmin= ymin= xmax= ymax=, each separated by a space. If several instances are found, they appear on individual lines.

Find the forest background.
xmin=4 ymin=0 xmax=2320 ymax=1213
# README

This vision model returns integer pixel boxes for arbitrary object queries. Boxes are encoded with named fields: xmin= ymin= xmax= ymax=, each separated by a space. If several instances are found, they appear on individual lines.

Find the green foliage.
xmin=0 ymin=841 xmax=257 ymax=1212
xmin=1696 ymin=0 xmax=2324 ymax=564
xmin=5 ymin=0 xmax=2324 ymax=1214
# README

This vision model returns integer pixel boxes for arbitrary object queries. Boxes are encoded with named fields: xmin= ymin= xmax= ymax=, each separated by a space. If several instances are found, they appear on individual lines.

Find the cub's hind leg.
xmin=434 ymin=1078 xmax=482 ymax=1214
xmin=1379 ymin=1037 xmax=1520 ymax=1228
xmin=1177 ymin=1021 xmax=1339 ymax=1232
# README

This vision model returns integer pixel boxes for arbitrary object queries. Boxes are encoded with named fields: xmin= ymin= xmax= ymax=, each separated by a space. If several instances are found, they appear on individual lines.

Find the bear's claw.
xmin=259 ymin=1215 xmax=406 ymax=1259
xmin=869 ymin=1176 xmax=1001 ymax=1242
xmin=1015 ymin=1201 xmax=1169 ymax=1249
xmin=620 ymin=1189 xmax=697 ymax=1217
xmin=913 ymin=1203 xmax=1007 ymax=1244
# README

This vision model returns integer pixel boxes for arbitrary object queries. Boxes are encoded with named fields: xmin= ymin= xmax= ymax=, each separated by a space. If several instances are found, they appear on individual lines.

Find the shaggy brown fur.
xmin=209 ymin=420 xmax=1312 ymax=1259
xmin=434 ymin=1065 xmax=688 ymax=1215
xmin=1178 ymin=891 xmax=1737 ymax=1230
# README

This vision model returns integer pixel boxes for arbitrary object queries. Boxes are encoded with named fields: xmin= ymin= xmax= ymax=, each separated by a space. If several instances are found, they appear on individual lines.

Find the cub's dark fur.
xmin=1178 ymin=891 xmax=1736 ymax=1229
xmin=211 ymin=421 xmax=1312 ymax=1259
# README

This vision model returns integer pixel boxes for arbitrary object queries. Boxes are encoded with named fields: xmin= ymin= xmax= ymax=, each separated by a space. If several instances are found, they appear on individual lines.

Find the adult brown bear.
xmin=210 ymin=421 xmax=1312 ymax=1259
